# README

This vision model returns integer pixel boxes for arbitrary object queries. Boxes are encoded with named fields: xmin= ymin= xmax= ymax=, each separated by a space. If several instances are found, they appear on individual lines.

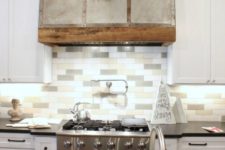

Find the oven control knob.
xmin=94 ymin=141 xmax=102 ymax=149
xmin=64 ymin=140 xmax=72 ymax=148
xmin=124 ymin=141 xmax=133 ymax=149
xmin=77 ymin=140 xmax=85 ymax=148
xmin=107 ymin=141 xmax=116 ymax=149
xmin=138 ymin=142 xmax=146 ymax=149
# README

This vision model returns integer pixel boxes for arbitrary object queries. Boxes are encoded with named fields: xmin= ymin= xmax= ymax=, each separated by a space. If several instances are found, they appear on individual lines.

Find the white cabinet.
xmin=155 ymin=139 xmax=177 ymax=150
xmin=167 ymin=0 xmax=225 ymax=84
xmin=0 ymin=0 xmax=52 ymax=83
xmin=0 ymin=133 xmax=34 ymax=149
xmin=34 ymin=136 xmax=56 ymax=150
xmin=178 ymin=137 xmax=225 ymax=150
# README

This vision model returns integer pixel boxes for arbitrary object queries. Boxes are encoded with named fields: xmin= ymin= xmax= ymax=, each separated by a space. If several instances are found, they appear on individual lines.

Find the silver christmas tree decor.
xmin=151 ymin=82 xmax=176 ymax=124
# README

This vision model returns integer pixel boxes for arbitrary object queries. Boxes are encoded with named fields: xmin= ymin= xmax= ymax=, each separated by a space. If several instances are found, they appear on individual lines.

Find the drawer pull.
xmin=44 ymin=147 xmax=48 ymax=150
xmin=8 ymin=139 xmax=26 ymax=143
xmin=188 ymin=143 xmax=207 ymax=146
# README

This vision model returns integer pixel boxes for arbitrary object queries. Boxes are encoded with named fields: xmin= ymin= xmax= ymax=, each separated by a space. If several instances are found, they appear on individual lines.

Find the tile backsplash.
xmin=0 ymin=46 xmax=225 ymax=122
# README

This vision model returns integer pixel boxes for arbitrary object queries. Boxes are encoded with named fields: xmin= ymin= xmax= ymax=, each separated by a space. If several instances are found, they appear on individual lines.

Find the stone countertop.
xmin=0 ymin=118 xmax=62 ymax=135
xmin=1 ymin=119 xmax=225 ymax=137
xmin=159 ymin=121 xmax=225 ymax=138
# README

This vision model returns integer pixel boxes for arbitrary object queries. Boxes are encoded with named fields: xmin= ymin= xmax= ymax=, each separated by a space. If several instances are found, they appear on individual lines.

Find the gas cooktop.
xmin=62 ymin=119 xmax=149 ymax=132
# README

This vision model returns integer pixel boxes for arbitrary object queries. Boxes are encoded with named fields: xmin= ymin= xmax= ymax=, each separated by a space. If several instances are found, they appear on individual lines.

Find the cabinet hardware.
xmin=44 ymin=146 xmax=48 ymax=150
xmin=2 ymin=78 xmax=6 ymax=81
xmin=206 ymin=80 xmax=210 ymax=83
xmin=212 ymin=80 xmax=216 ymax=83
xmin=8 ymin=139 xmax=26 ymax=142
xmin=188 ymin=143 xmax=207 ymax=146
xmin=8 ymin=78 xmax=11 ymax=81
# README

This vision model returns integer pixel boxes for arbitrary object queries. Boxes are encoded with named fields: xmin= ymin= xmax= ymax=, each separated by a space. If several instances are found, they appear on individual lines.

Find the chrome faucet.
xmin=147 ymin=122 xmax=166 ymax=150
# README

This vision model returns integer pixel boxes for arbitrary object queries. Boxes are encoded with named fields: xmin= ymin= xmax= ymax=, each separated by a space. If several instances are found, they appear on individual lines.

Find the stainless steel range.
xmin=57 ymin=119 xmax=166 ymax=150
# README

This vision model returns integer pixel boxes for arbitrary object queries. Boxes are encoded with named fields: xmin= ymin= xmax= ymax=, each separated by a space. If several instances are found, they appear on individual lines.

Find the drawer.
xmin=0 ymin=133 xmax=34 ymax=149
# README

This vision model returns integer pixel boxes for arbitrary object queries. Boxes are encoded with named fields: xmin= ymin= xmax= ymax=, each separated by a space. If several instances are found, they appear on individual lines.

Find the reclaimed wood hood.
xmin=38 ymin=0 xmax=176 ymax=46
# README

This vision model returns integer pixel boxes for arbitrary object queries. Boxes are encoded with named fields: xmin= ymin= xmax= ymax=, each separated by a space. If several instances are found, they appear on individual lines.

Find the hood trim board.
xmin=38 ymin=26 xmax=175 ymax=46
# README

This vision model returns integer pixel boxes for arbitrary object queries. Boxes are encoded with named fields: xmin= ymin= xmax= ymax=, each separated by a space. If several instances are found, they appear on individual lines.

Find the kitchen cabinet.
xmin=0 ymin=133 xmax=34 ymax=149
xmin=0 ymin=0 xmax=52 ymax=83
xmin=34 ymin=136 xmax=56 ymax=150
xmin=167 ymin=0 xmax=225 ymax=84
xmin=178 ymin=137 xmax=225 ymax=150
xmin=155 ymin=139 xmax=177 ymax=150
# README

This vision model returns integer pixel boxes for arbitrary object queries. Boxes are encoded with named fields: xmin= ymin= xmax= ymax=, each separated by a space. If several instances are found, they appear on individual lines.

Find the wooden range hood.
xmin=38 ymin=0 xmax=176 ymax=46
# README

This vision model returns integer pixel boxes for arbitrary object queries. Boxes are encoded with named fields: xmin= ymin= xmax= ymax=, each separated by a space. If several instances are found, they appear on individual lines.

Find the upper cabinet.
xmin=38 ymin=0 xmax=176 ymax=45
xmin=0 ymin=0 xmax=52 ymax=83
xmin=167 ymin=0 xmax=225 ymax=84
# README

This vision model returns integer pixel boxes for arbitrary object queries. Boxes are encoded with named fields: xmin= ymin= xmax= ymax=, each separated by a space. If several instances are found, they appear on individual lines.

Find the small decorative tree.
xmin=151 ymin=82 xmax=176 ymax=124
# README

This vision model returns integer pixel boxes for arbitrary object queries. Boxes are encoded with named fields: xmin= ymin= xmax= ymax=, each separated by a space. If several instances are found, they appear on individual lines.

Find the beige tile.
xmin=187 ymin=104 xmax=204 ymax=110
xmin=196 ymin=110 xmax=213 ymax=115
xmin=33 ymin=103 xmax=49 ymax=108
xmin=205 ymin=93 xmax=222 ymax=99
xmin=24 ymin=97 xmax=41 ymax=103
xmin=42 ymin=86 xmax=58 ymax=92
xmin=135 ymin=104 xmax=152 ymax=110
xmin=57 ymin=75 xmax=74 ymax=81
xmin=170 ymin=92 xmax=187 ymax=98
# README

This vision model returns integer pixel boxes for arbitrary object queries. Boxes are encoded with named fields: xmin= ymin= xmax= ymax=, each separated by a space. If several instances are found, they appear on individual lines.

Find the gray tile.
xmin=144 ymin=64 xmax=161 ymax=70
xmin=86 ymin=52 xmax=109 ymax=58
xmin=117 ymin=47 xmax=135 ymax=52
xmin=161 ymin=52 xmax=167 ymax=58
xmin=52 ymin=52 xmax=58 ymax=58
xmin=135 ymin=104 xmax=152 ymax=110
xmin=204 ymin=93 xmax=222 ymax=99
xmin=100 ymin=70 xmax=118 ymax=75
xmin=66 ymin=47 xmax=82 ymax=52
xmin=127 ymin=75 xmax=144 ymax=81
xmin=58 ymin=109 xmax=71 ymax=114
xmin=136 ymin=81 xmax=153 ymax=87
xmin=117 ymin=115 xmax=135 ymax=120
xmin=66 ymin=69 xmax=83 ymax=75
xmin=0 ymin=102 xmax=11 ymax=107
xmin=57 ymin=75 xmax=74 ymax=81
xmin=42 ymin=86 xmax=58 ymax=92
xmin=33 ymin=103 xmax=49 ymax=108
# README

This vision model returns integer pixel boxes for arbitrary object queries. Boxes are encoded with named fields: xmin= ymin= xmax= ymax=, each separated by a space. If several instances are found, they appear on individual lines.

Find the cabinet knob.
xmin=44 ymin=147 xmax=48 ymax=150
xmin=206 ymin=80 xmax=210 ymax=83
xmin=8 ymin=78 xmax=11 ymax=81
xmin=2 ymin=78 xmax=6 ymax=81
xmin=212 ymin=80 xmax=216 ymax=83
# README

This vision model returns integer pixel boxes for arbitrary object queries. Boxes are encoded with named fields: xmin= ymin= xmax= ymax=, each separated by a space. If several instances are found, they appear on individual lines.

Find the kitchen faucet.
xmin=147 ymin=122 xmax=166 ymax=150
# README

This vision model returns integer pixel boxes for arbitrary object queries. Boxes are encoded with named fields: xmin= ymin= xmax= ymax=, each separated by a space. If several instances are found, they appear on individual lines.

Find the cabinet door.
xmin=8 ymin=0 xmax=48 ymax=82
xmin=0 ymin=0 xmax=9 ymax=82
xmin=34 ymin=136 xmax=56 ymax=150
xmin=131 ymin=0 xmax=175 ymax=24
xmin=211 ymin=0 xmax=225 ymax=83
xmin=167 ymin=0 xmax=211 ymax=84
xmin=40 ymin=0 xmax=83 ymax=25
xmin=86 ymin=0 xmax=127 ymax=24
xmin=155 ymin=139 xmax=177 ymax=150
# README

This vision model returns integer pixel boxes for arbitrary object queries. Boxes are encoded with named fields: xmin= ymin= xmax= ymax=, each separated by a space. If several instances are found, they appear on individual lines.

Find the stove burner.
xmin=62 ymin=119 xmax=149 ymax=132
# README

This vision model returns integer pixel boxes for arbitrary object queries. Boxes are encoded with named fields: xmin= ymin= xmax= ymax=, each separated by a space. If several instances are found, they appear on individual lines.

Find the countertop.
xmin=1 ymin=118 xmax=225 ymax=137
xmin=0 ymin=118 xmax=63 ymax=135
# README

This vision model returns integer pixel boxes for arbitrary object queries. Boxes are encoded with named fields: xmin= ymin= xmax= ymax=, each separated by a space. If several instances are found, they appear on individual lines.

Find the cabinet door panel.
xmin=9 ymin=0 xmax=43 ymax=82
xmin=168 ymin=0 xmax=211 ymax=84
xmin=86 ymin=0 xmax=127 ymax=24
xmin=131 ymin=0 xmax=175 ymax=24
xmin=211 ymin=0 xmax=225 ymax=83
xmin=0 ymin=0 xmax=9 ymax=81
xmin=41 ymin=0 xmax=83 ymax=25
